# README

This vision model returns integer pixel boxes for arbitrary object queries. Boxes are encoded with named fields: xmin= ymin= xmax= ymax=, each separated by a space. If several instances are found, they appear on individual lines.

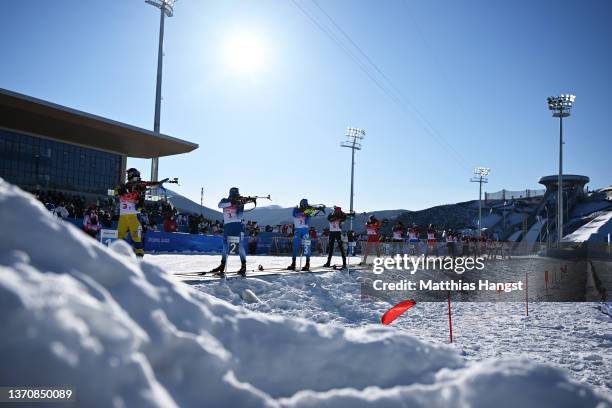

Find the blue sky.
xmin=1 ymin=0 xmax=610 ymax=211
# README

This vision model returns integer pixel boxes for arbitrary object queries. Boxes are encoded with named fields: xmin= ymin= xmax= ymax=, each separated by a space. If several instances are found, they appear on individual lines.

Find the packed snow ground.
xmin=1 ymin=178 xmax=611 ymax=407
xmin=153 ymin=254 xmax=612 ymax=394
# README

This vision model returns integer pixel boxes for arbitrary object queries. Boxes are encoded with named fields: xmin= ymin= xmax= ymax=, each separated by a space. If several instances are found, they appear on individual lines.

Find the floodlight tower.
xmin=470 ymin=167 xmax=490 ymax=237
xmin=146 ymin=0 xmax=176 ymax=192
xmin=341 ymin=127 xmax=366 ymax=231
xmin=547 ymin=94 xmax=576 ymax=243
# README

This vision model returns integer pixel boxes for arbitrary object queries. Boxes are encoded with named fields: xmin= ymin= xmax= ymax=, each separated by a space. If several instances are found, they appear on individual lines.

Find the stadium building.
xmin=0 ymin=88 xmax=197 ymax=196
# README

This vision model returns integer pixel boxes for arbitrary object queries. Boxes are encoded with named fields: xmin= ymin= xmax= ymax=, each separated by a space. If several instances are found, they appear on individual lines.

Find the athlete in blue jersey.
xmin=287 ymin=198 xmax=320 ymax=271
xmin=207 ymin=187 xmax=253 ymax=276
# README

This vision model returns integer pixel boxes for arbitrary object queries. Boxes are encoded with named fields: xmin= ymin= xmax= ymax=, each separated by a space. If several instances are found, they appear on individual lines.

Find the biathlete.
xmin=208 ymin=187 xmax=255 ymax=277
xmin=322 ymin=206 xmax=354 ymax=269
xmin=426 ymin=224 xmax=438 ymax=257
xmin=408 ymin=224 xmax=420 ymax=255
xmin=114 ymin=168 xmax=170 ymax=257
xmin=392 ymin=220 xmax=405 ymax=255
xmin=360 ymin=215 xmax=386 ymax=265
xmin=286 ymin=199 xmax=322 ymax=271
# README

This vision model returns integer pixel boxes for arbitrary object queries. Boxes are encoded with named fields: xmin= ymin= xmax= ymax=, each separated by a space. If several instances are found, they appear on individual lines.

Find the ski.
xmin=174 ymin=267 xmax=341 ymax=283
xmin=172 ymin=263 xmax=367 ymax=279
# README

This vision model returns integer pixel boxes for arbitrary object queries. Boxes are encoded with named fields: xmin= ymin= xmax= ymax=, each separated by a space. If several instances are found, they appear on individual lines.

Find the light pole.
xmin=470 ymin=167 xmax=490 ymax=238
xmin=564 ymin=190 xmax=569 ymax=223
xmin=341 ymin=127 xmax=365 ymax=232
xmin=544 ymin=205 xmax=550 ymax=244
xmin=503 ymin=200 xmax=507 ymax=236
xmin=146 ymin=0 xmax=176 ymax=193
xmin=547 ymin=94 xmax=575 ymax=244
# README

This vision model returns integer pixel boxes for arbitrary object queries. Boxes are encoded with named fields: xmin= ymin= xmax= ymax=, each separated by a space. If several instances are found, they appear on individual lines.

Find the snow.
xmin=480 ymin=213 xmax=501 ymax=228
xmin=1 ymin=178 xmax=611 ymax=407
xmin=523 ymin=219 xmax=545 ymax=243
xmin=572 ymin=201 xmax=612 ymax=218
xmin=156 ymin=254 xmax=612 ymax=394
xmin=563 ymin=211 xmax=612 ymax=243
xmin=508 ymin=230 xmax=522 ymax=242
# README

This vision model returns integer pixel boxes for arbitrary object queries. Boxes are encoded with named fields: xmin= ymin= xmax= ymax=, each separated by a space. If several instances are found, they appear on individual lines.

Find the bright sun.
xmin=224 ymin=32 xmax=267 ymax=74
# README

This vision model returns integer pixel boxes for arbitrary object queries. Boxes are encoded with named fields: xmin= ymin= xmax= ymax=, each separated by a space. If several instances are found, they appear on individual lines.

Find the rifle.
xmin=239 ymin=194 xmax=272 ymax=212
xmin=143 ymin=177 xmax=179 ymax=187
xmin=307 ymin=204 xmax=327 ymax=216
xmin=241 ymin=194 xmax=271 ymax=202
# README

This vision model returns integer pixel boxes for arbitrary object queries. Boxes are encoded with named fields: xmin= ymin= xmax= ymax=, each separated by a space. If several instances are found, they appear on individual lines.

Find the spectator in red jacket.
xmin=163 ymin=215 xmax=177 ymax=233
xmin=83 ymin=205 xmax=101 ymax=238
xmin=309 ymin=227 xmax=318 ymax=239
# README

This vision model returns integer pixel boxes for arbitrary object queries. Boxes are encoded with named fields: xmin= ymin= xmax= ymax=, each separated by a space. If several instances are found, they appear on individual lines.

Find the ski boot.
xmin=286 ymin=258 xmax=297 ymax=271
xmin=204 ymin=261 xmax=225 ymax=277
xmin=322 ymin=259 xmax=331 ymax=268
xmin=301 ymin=260 xmax=310 ymax=272
xmin=237 ymin=261 xmax=247 ymax=277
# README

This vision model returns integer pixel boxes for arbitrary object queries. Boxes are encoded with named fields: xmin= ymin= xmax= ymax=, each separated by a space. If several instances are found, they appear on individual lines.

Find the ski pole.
xmin=525 ymin=271 xmax=529 ymax=317
xmin=448 ymin=290 xmax=453 ymax=343
xmin=299 ymin=237 xmax=303 ymax=271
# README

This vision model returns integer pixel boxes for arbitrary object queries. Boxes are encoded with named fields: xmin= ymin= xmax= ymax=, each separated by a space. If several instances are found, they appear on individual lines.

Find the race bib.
xmin=294 ymin=216 xmax=306 ymax=228
xmin=120 ymin=201 xmax=137 ymax=214
xmin=224 ymin=206 xmax=239 ymax=223
xmin=119 ymin=192 xmax=139 ymax=215
xmin=227 ymin=235 xmax=241 ymax=254
xmin=330 ymin=220 xmax=341 ymax=232
xmin=347 ymin=241 xmax=356 ymax=255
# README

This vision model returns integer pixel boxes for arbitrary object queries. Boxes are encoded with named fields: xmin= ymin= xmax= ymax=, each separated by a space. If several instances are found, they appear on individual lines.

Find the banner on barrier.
xmin=144 ymin=232 xmax=224 ymax=254
xmin=100 ymin=229 xmax=118 ymax=247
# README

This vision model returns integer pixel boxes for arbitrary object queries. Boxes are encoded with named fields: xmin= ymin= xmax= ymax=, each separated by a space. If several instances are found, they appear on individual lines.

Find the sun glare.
xmin=224 ymin=31 xmax=267 ymax=74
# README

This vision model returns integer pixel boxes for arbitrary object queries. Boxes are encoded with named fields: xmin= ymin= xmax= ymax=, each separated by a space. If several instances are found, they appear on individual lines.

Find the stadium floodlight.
xmin=547 ymin=94 xmax=576 ymax=117
xmin=146 ymin=0 xmax=177 ymax=194
xmin=341 ymin=127 xmax=366 ymax=232
xmin=470 ymin=167 xmax=490 ymax=237
xmin=547 ymin=93 xmax=576 ymax=244
xmin=145 ymin=0 xmax=176 ymax=16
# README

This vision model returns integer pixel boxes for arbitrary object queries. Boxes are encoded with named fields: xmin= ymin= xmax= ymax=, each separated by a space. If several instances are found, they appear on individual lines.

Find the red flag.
xmin=381 ymin=300 xmax=417 ymax=325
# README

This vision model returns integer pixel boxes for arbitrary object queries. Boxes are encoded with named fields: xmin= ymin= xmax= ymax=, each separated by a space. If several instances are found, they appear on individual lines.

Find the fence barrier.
xmin=485 ymin=189 xmax=545 ymax=202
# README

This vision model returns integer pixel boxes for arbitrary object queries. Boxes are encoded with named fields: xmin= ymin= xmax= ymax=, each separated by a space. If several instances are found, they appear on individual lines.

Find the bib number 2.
xmin=227 ymin=236 xmax=240 ymax=255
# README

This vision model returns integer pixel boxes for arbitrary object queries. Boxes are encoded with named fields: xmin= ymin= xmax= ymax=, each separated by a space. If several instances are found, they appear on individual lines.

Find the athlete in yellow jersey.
xmin=114 ymin=168 xmax=165 ymax=257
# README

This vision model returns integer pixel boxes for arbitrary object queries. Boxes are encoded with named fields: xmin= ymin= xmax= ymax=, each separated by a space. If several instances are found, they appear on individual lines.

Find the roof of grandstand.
xmin=0 ymin=88 xmax=198 ymax=158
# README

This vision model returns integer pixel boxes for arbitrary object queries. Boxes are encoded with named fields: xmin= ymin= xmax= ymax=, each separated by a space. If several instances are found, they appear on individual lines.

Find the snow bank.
xmin=1 ymin=178 xmax=610 ymax=408
xmin=563 ymin=211 xmax=612 ymax=243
